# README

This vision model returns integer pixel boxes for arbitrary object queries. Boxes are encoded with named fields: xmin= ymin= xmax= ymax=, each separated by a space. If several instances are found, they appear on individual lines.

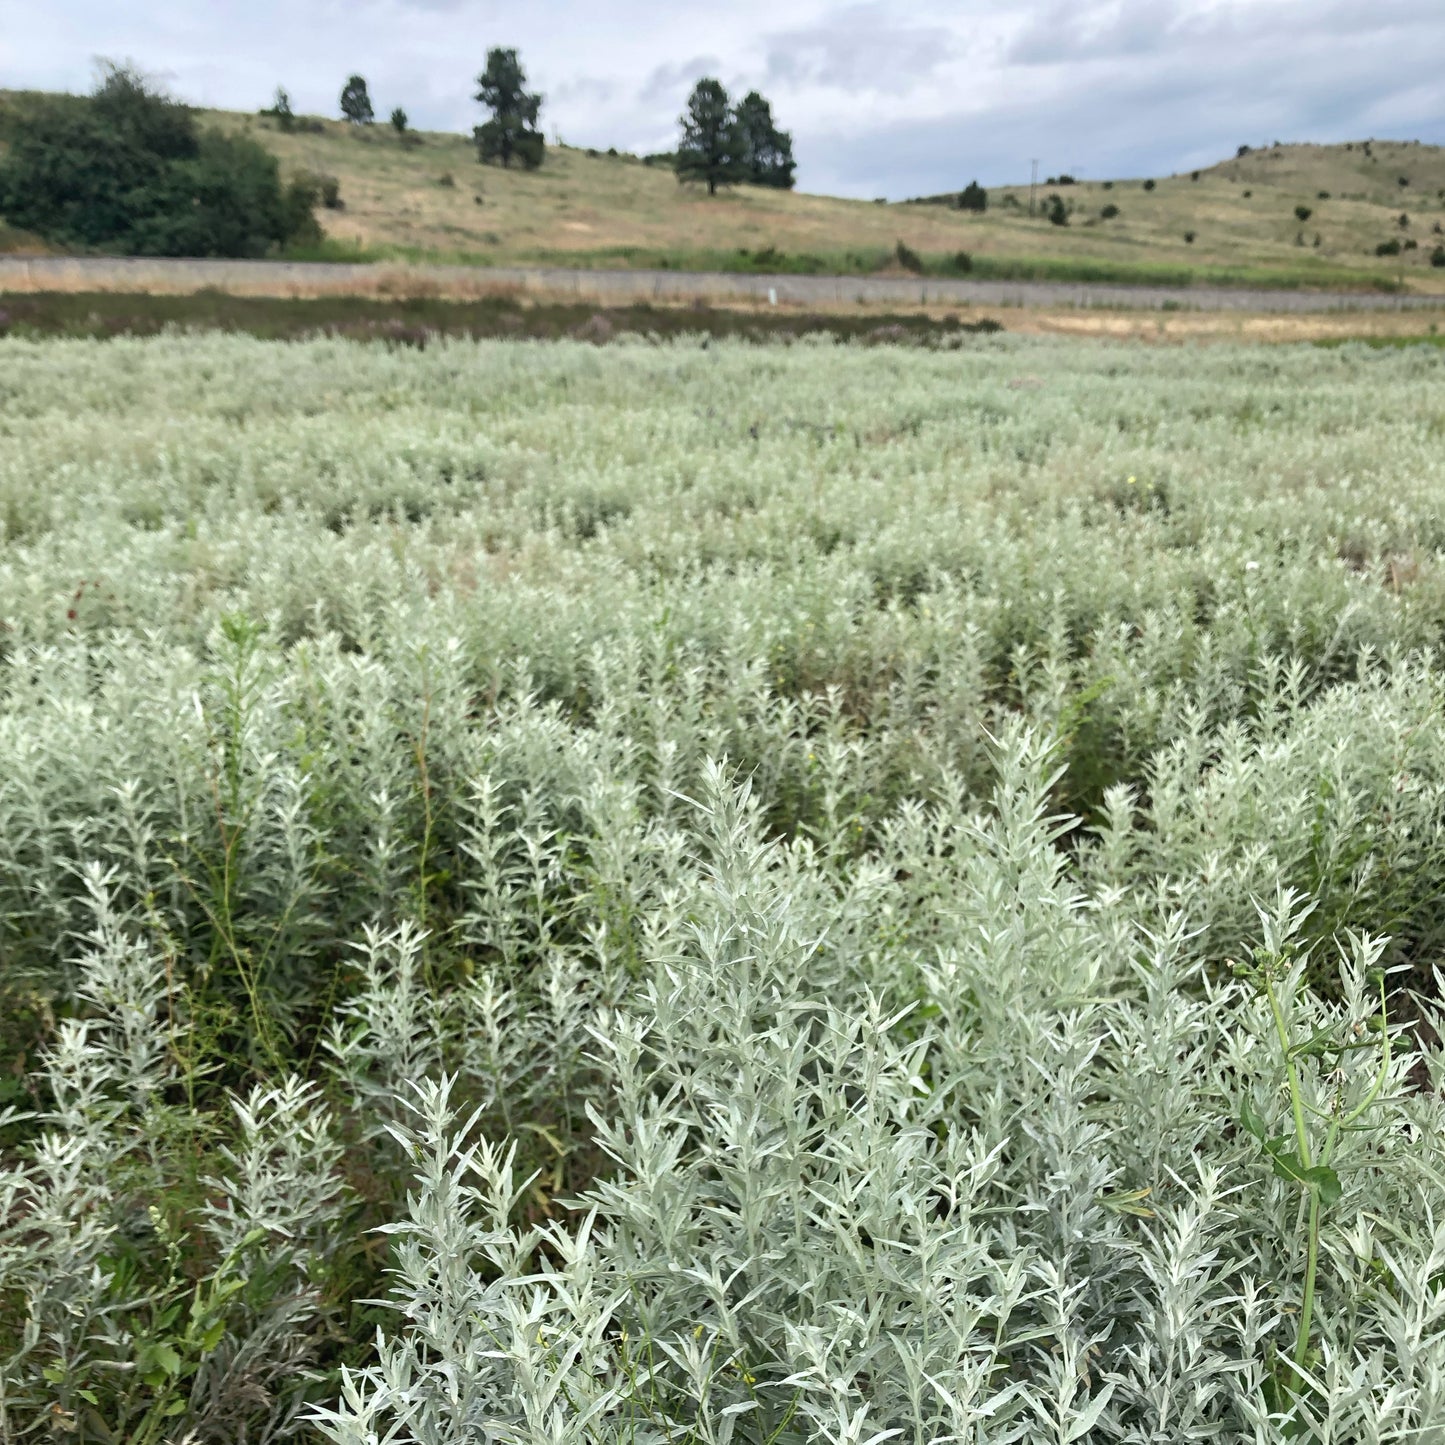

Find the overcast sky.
xmin=3 ymin=1 xmax=1443 ymax=197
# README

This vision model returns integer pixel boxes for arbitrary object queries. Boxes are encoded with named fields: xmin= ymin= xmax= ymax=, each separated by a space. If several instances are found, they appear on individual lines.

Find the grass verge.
xmin=0 ymin=290 xmax=1005 ymax=343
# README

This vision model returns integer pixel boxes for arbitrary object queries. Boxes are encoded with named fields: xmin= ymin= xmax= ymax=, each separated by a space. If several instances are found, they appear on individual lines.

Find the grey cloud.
xmin=763 ymin=4 xmax=958 ymax=93
xmin=639 ymin=56 xmax=724 ymax=105
xmin=800 ymin=29 xmax=1445 ymax=198
xmin=2 ymin=0 xmax=1443 ymax=199
xmin=1010 ymin=0 xmax=1445 ymax=66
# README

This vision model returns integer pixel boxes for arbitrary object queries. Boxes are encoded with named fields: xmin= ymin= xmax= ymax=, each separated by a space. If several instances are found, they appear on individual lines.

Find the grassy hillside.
xmin=5 ymin=91 xmax=1445 ymax=291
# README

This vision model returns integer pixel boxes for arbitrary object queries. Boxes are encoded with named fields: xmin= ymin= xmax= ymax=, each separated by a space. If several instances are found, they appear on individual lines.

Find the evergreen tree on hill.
xmin=340 ymin=75 xmax=374 ymax=125
xmin=957 ymin=180 xmax=987 ymax=212
xmin=675 ymin=79 xmax=744 ymax=195
xmin=474 ymin=48 xmax=544 ymax=169
xmin=734 ymin=90 xmax=796 ymax=189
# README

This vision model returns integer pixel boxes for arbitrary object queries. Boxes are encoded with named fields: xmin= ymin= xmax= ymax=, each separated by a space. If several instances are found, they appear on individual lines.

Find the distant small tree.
xmin=733 ymin=91 xmax=795 ymax=189
xmin=957 ymin=180 xmax=987 ymax=213
xmin=1143 ymin=178 xmax=1156 ymax=191
xmin=1295 ymin=204 xmax=1312 ymax=222
xmin=1237 ymin=143 xmax=1252 ymax=156
xmin=894 ymin=239 xmax=923 ymax=272
xmin=340 ymin=75 xmax=373 ymax=125
xmin=1101 ymin=203 xmax=1120 ymax=219
xmin=269 ymin=86 xmax=295 ymax=133
xmin=675 ymin=78 xmax=743 ymax=195
xmin=1431 ymin=245 xmax=1445 ymax=269
xmin=1046 ymin=193 xmax=1068 ymax=226
xmin=390 ymin=107 xmax=408 ymax=135
xmin=474 ymin=48 xmax=544 ymax=169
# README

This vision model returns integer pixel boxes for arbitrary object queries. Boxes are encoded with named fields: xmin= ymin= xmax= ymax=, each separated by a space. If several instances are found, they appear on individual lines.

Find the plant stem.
xmin=1295 ymin=1188 xmax=1321 ymax=1368
xmin=1263 ymin=970 xmax=1312 ymax=1166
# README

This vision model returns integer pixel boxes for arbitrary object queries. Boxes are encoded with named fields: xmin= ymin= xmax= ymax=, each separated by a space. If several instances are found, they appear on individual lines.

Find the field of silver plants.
xmin=2 ymin=330 xmax=1445 ymax=1443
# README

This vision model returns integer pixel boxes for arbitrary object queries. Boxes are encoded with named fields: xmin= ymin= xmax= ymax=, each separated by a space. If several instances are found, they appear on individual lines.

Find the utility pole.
xmin=1029 ymin=158 xmax=1038 ymax=216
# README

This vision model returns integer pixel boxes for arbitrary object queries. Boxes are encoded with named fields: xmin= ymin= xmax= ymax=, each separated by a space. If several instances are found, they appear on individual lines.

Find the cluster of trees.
xmin=0 ymin=65 xmax=321 ymax=257
xmin=676 ymin=79 xmax=796 ymax=194
xmin=323 ymin=51 xmax=546 ymax=168
xmin=332 ymin=76 xmax=409 ymax=136
xmin=0 ymin=49 xmax=804 ymax=261
xmin=317 ymin=58 xmax=797 ymax=191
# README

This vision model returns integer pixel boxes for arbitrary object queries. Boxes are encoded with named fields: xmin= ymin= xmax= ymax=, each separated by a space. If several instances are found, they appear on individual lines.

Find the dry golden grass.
xmin=199 ymin=112 xmax=1445 ymax=292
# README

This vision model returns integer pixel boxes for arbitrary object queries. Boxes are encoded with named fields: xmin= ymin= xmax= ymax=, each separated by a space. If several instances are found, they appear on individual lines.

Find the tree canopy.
xmin=474 ymin=48 xmax=544 ymax=170
xmin=340 ymin=75 xmax=374 ymax=125
xmin=675 ymin=79 xmax=744 ymax=195
xmin=734 ymin=91 xmax=796 ymax=189
xmin=0 ymin=66 xmax=320 ymax=257
xmin=676 ymin=81 xmax=796 ymax=193
xmin=957 ymin=180 xmax=987 ymax=213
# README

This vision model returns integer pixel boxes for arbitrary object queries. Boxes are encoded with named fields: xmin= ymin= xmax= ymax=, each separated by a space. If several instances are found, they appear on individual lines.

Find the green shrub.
xmin=1184 ymin=229 xmax=1196 ymax=243
xmin=1376 ymin=238 xmax=1401 ymax=256
xmin=1046 ymin=193 xmax=1068 ymax=225
xmin=893 ymin=238 xmax=923 ymax=271
xmin=956 ymin=179 xmax=987 ymax=213
xmin=1143 ymin=178 xmax=1156 ymax=191
xmin=1100 ymin=202 xmax=1120 ymax=219
xmin=1295 ymin=204 xmax=1312 ymax=222
xmin=1432 ymin=244 xmax=1445 ymax=268
xmin=0 ymin=68 xmax=318 ymax=257
xmin=299 ymin=172 xmax=343 ymax=209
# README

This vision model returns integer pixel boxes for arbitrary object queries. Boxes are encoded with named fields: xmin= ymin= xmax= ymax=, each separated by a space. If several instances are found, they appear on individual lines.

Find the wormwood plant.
xmin=0 ymin=869 xmax=349 ymax=1442
xmin=1233 ymin=892 xmax=1396 ymax=1420
xmin=1 ymin=334 xmax=1445 ymax=1437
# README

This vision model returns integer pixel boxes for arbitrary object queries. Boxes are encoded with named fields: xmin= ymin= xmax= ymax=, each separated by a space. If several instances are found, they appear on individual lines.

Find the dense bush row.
xmin=1 ymin=334 xmax=1444 ymax=1441
xmin=0 ymin=68 xmax=320 ymax=257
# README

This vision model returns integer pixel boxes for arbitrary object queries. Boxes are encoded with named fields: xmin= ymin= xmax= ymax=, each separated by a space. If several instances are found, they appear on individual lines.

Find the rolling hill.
xmin=5 ymin=93 xmax=1445 ymax=293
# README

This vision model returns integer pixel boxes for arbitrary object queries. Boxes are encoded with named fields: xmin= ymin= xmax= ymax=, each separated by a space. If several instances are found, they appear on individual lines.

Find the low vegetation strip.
xmin=3 ymin=333 xmax=1445 ymax=1440
xmin=5 ymin=254 xmax=1445 ymax=313
xmin=0 ymin=289 xmax=1003 ymax=344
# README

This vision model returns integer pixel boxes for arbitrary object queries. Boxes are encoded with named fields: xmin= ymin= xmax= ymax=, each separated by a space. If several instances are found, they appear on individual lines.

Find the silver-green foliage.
xmin=2 ymin=333 xmax=1444 ymax=1440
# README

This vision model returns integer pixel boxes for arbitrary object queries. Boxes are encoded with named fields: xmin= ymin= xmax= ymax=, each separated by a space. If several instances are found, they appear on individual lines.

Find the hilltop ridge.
xmin=3 ymin=92 xmax=1444 ymax=292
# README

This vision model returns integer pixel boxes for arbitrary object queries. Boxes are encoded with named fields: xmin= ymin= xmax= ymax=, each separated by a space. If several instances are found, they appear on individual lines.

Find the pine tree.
xmin=269 ymin=87 xmax=295 ymax=133
xmin=734 ymin=91 xmax=796 ymax=189
xmin=957 ymin=180 xmax=987 ymax=213
xmin=675 ymin=79 xmax=743 ymax=195
xmin=340 ymin=76 xmax=373 ymax=126
xmin=474 ymin=48 xmax=544 ymax=170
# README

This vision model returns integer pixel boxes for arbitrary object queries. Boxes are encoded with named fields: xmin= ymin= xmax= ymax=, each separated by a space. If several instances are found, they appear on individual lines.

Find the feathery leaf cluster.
xmin=1 ymin=333 xmax=1444 ymax=1440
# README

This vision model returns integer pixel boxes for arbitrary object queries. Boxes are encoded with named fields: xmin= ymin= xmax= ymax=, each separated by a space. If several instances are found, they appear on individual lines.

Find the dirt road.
xmin=3 ymin=255 xmax=1444 ymax=314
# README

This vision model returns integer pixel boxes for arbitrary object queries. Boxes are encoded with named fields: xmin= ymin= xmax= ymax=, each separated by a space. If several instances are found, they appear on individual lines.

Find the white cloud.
xmin=2 ymin=0 xmax=1442 ymax=196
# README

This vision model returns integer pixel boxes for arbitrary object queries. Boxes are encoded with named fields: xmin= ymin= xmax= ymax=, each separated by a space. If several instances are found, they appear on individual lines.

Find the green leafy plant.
xmin=1233 ymin=892 xmax=1394 ymax=1420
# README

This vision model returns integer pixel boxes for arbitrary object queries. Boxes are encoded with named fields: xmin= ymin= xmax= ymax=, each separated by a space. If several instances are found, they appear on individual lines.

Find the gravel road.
xmin=2 ymin=255 xmax=1443 ymax=313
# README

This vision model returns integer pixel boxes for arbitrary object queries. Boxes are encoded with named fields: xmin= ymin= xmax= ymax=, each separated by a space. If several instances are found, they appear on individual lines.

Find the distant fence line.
xmin=1 ymin=255 xmax=1443 ymax=314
